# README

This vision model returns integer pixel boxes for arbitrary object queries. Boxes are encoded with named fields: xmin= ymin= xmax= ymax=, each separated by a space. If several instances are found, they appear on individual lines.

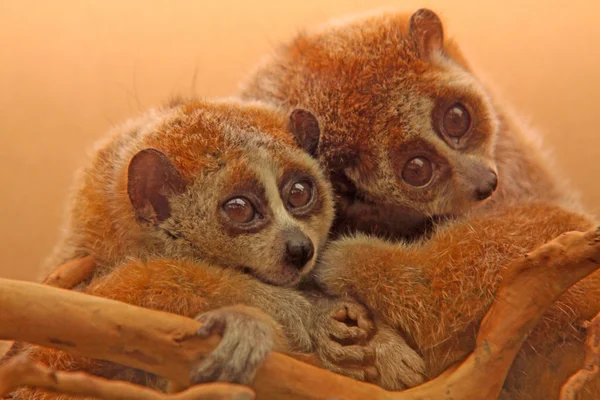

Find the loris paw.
xmin=369 ymin=324 xmax=426 ymax=390
xmin=190 ymin=305 xmax=274 ymax=386
xmin=310 ymin=297 xmax=378 ymax=381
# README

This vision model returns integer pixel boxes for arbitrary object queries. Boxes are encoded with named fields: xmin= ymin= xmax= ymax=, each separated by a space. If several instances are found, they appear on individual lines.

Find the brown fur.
xmin=14 ymin=98 xmax=400 ymax=398
xmin=41 ymin=98 xmax=330 ymax=281
xmin=14 ymin=259 xmax=298 ymax=399
xmin=316 ymin=203 xmax=600 ymax=399
xmin=240 ymin=8 xmax=599 ymax=399
xmin=240 ymin=9 xmax=580 ymax=238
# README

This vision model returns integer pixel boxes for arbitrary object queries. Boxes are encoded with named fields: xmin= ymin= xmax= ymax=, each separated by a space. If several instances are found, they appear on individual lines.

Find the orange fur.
xmin=241 ymin=8 xmax=599 ymax=399
xmin=13 ymin=98 xmax=343 ymax=399
xmin=317 ymin=202 xmax=600 ymax=399
xmin=240 ymin=9 xmax=581 ymax=237
xmin=14 ymin=259 xmax=292 ymax=399
xmin=41 ymin=98 xmax=319 ymax=278
xmin=13 ymin=97 xmax=415 ymax=398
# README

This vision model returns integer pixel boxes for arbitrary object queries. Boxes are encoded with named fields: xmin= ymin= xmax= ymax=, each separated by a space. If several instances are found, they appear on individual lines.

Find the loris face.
xmin=241 ymin=9 xmax=499 ymax=238
xmin=334 ymin=50 xmax=500 ymax=237
xmin=127 ymin=108 xmax=334 ymax=287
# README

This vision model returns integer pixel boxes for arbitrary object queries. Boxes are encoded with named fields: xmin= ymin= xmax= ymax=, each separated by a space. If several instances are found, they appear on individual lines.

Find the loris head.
xmin=125 ymin=101 xmax=333 ymax=287
xmin=241 ymin=9 xmax=499 ymax=238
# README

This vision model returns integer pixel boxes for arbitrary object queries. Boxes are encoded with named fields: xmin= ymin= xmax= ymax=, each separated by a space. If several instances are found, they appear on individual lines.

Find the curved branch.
xmin=400 ymin=226 xmax=600 ymax=399
xmin=560 ymin=311 xmax=600 ymax=400
xmin=0 ymin=226 xmax=598 ymax=400
xmin=1 ymin=255 xmax=98 ymax=365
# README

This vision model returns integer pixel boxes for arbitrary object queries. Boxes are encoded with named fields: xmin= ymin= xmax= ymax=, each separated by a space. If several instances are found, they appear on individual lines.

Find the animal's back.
xmin=40 ymin=106 xmax=179 ymax=278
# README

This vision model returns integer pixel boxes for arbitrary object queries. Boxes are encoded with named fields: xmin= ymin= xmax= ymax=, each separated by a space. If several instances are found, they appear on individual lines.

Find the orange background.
xmin=1 ymin=0 xmax=598 ymax=281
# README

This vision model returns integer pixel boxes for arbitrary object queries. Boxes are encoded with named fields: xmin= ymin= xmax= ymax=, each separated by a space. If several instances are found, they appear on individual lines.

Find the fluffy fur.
xmin=42 ymin=98 xmax=332 ymax=282
xmin=11 ymin=98 xmax=422 ymax=398
xmin=316 ymin=203 xmax=600 ymax=399
xmin=240 ymin=9 xmax=581 ymax=238
xmin=240 ymin=8 xmax=599 ymax=399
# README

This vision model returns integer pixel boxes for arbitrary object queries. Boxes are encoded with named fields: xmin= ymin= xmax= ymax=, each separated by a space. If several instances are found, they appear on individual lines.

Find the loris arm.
xmin=315 ymin=202 xmax=599 ymax=360
xmin=12 ymin=258 xmax=295 ymax=399
xmin=13 ymin=258 xmax=379 ymax=399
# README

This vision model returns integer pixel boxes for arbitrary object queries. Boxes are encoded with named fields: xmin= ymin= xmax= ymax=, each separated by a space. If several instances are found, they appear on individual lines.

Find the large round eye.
xmin=288 ymin=181 xmax=313 ymax=208
xmin=443 ymin=103 xmax=471 ymax=139
xmin=402 ymin=157 xmax=433 ymax=187
xmin=223 ymin=197 xmax=255 ymax=223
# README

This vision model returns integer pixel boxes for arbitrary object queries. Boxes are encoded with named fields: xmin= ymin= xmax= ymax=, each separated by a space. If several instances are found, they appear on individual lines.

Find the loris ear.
xmin=409 ymin=8 xmax=444 ymax=61
xmin=289 ymin=109 xmax=321 ymax=158
xmin=127 ymin=148 xmax=187 ymax=225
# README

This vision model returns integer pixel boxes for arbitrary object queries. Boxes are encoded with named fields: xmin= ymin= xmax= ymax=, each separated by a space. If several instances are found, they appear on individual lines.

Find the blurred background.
xmin=0 ymin=0 xmax=598 ymax=281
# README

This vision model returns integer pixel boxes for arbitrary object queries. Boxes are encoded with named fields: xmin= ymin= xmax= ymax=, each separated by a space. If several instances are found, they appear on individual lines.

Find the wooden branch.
xmin=0 ymin=277 xmax=385 ymax=400
xmin=0 ymin=226 xmax=598 ymax=400
xmin=0 ymin=256 xmax=98 ymax=364
xmin=0 ymin=353 xmax=254 ymax=400
xmin=560 ymin=311 xmax=600 ymax=400
xmin=1 ymin=256 xmax=98 ymax=364
xmin=399 ymin=226 xmax=600 ymax=399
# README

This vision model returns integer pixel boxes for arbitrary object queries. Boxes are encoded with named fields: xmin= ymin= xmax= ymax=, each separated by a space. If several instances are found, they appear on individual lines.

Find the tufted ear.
xmin=409 ymin=8 xmax=444 ymax=61
xmin=289 ymin=109 xmax=321 ymax=158
xmin=127 ymin=148 xmax=187 ymax=225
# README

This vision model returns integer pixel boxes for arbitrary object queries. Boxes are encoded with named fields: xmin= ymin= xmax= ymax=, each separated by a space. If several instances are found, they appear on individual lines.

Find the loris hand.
xmin=190 ymin=305 xmax=275 ymax=385
xmin=309 ymin=296 xmax=378 ymax=382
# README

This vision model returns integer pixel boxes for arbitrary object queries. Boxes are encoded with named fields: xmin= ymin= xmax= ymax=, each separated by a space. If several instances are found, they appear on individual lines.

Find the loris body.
xmin=13 ymin=99 xmax=416 ymax=399
xmin=241 ymin=9 xmax=600 ymax=399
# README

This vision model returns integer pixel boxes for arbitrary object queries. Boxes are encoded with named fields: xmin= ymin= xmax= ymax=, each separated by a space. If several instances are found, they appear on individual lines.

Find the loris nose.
xmin=284 ymin=229 xmax=315 ymax=270
xmin=474 ymin=170 xmax=498 ymax=201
